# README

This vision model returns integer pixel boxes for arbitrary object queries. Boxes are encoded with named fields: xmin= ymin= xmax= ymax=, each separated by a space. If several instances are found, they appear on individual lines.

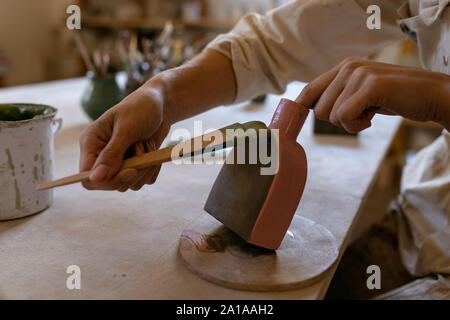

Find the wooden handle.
xmin=37 ymin=126 xmax=237 ymax=191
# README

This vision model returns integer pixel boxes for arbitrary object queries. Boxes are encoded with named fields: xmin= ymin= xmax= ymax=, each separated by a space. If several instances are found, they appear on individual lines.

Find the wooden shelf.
xmin=82 ymin=15 xmax=236 ymax=30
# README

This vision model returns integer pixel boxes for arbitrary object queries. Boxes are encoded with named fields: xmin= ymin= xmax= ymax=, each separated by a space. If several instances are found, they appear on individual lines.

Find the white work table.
xmin=0 ymin=78 xmax=401 ymax=299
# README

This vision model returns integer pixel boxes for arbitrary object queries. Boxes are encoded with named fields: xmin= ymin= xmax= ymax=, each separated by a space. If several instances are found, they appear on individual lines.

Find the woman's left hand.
xmin=296 ymin=58 xmax=450 ymax=132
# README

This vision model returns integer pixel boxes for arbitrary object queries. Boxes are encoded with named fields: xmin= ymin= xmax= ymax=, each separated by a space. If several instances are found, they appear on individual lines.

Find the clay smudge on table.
xmin=204 ymin=234 xmax=227 ymax=252
xmin=180 ymin=227 xmax=275 ymax=257
xmin=180 ymin=230 xmax=227 ymax=253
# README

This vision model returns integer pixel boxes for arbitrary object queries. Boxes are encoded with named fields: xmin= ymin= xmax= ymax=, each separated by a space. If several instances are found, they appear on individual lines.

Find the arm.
xmin=437 ymin=82 xmax=450 ymax=131
xmin=80 ymin=0 xmax=407 ymax=191
xmin=153 ymin=49 xmax=236 ymax=125
xmin=295 ymin=58 xmax=450 ymax=132
xmin=208 ymin=0 xmax=406 ymax=102
xmin=79 ymin=50 xmax=236 ymax=191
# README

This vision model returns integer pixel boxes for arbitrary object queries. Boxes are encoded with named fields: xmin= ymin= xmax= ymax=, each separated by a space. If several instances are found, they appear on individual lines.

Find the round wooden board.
xmin=178 ymin=214 xmax=339 ymax=292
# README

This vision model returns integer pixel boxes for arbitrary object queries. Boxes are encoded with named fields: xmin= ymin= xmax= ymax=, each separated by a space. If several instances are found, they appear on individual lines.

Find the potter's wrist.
xmin=147 ymin=70 xmax=184 ymax=126
xmin=143 ymin=73 xmax=177 ymax=126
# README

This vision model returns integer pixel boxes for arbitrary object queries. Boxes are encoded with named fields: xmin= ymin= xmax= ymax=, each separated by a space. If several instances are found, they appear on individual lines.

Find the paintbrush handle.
xmin=74 ymin=33 xmax=96 ymax=74
xmin=37 ymin=125 xmax=238 ymax=191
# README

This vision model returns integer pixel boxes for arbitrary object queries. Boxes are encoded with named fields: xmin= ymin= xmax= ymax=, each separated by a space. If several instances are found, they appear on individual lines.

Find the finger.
xmin=295 ymin=63 xmax=342 ymax=108
xmin=151 ymin=123 xmax=170 ymax=150
xmin=116 ymin=166 xmax=141 ymax=192
xmin=375 ymin=108 xmax=395 ymax=115
xmin=130 ymin=168 xmax=156 ymax=191
xmin=334 ymin=90 xmax=376 ymax=133
xmin=89 ymin=126 xmax=132 ymax=183
xmin=115 ymin=142 xmax=147 ymax=192
xmin=313 ymin=72 xmax=348 ymax=121
xmin=328 ymin=67 xmax=371 ymax=126
xmin=122 ymin=142 xmax=153 ymax=191
xmin=129 ymin=139 xmax=159 ymax=190
xmin=360 ymin=107 xmax=379 ymax=123
xmin=79 ymin=129 xmax=104 ymax=172
xmin=79 ymin=150 xmax=97 ymax=173
xmin=83 ymin=168 xmax=138 ymax=190
xmin=130 ymin=165 xmax=161 ymax=191
xmin=132 ymin=135 xmax=168 ymax=190
xmin=148 ymin=165 xmax=162 ymax=185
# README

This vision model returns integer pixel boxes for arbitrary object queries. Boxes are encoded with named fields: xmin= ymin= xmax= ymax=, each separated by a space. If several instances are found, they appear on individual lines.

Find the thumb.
xmin=89 ymin=129 xmax=131 ymax=183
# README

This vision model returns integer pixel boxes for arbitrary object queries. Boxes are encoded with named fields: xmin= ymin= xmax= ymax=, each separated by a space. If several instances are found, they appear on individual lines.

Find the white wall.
xmin=0 ymin=0 xmax=73 ymax=86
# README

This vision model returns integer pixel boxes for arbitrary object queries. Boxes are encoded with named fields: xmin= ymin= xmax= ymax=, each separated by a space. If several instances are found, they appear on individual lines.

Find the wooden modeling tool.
xmin=37 ymin=121 xmax=262 ymax=191
xmin=179 ymin=99 xmax=339 ymax=291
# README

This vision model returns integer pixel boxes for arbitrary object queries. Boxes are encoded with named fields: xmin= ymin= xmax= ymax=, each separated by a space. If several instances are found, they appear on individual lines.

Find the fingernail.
xmin=90 ymin=164 xmax=108 ymax=182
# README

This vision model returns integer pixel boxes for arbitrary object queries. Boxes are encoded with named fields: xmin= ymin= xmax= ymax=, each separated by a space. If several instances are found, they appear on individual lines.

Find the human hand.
xmin=296 ymin=58 xmax=450 ymax=132
xmin=79 ymin=49 xmax=238 ymax=192
xmin=79 ymin=83 xmax=172 ymax=192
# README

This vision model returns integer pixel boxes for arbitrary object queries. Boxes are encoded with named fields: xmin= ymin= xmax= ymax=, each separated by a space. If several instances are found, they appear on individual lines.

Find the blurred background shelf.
xmin=79 ymin=0 xmax=278 ymax=31
xmin=0 ymin=0 xmax=421 ymax=93
xmin=82 ymin=15 xmax=236 ymax=30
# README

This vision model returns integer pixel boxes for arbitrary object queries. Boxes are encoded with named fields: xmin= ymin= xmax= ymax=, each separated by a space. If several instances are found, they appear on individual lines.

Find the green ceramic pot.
xmin=81 ymin=74 xmax=123 ymax=121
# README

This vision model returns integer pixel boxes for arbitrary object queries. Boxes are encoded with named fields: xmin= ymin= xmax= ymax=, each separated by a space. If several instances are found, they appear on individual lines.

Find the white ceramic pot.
xmin=0 ymin=103 xmax=62 ymax=220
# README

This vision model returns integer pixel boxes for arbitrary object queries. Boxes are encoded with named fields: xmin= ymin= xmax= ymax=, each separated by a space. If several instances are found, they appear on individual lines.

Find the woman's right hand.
xmin=78 ymin=49 xmax=237 ymax=192
xmin=79 ymin=81 xmax=172 ymax=192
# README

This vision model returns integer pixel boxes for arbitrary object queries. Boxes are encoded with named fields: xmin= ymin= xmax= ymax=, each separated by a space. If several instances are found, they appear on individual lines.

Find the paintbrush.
xmin=151 ymin=21 xmax=174 ymax=71
xmin=92 ymin=49 xmax=102 ymax=76
xmin=37 ymin=122 xmax=258 ymax=191
xmin=102 ymin=53 xmax=110 ymax=76
xmin=156 ymin=21 xmax=174 ymax=47
xmin=73 ymin=33 xmax=96 ymax=75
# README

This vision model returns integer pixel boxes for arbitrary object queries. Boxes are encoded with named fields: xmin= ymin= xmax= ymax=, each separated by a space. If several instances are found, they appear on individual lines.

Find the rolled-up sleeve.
xmin=207 ymin=0 xmax=407 ymax=103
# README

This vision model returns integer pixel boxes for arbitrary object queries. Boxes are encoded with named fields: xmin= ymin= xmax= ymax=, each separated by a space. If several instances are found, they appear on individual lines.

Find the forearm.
xmin=206 ymin=0 xmax=405 ymax=103
xmin=145 ymin=49 xmax=237 ymax=125
xmin=437 ymin=80 xmax=450 ymax=131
